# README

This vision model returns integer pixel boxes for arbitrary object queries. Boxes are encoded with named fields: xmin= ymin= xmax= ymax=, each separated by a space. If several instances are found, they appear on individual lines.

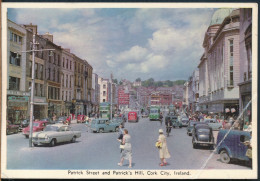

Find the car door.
xmin=65 ymin=126 xmax=73 ymax=141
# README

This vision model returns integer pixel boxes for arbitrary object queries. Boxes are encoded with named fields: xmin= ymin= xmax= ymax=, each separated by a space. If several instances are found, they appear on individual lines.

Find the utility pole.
xmin=15 ymin=34 xmax=55 ymax=147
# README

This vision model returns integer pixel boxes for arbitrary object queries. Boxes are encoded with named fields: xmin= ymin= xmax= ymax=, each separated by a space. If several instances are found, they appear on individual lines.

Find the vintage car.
xmin=22 ymin=121 xmax=49 ymax=138
xmin=165 ymin=115 xmax=182 ymax=128
xmin=187 ymin=121 xmax=207 ymax=136
xmin=192 ymin=124 xmax=214 ymax=149
xmin=56 ymin=116 xmax=68 ymax=124
xmin=216 ymin=129 xmax=251 ymax=164
xmin=128 ymin=111 xmax=139 ymax=122
xmin=77 ymin=115 xmax=85 ymax=123
xmin=112 ymin=117 xmax=125 ymax=128
xmin=41 ymin=118 xmax=55 ymax=124
xmin=90 ymin=118 xmax=120 ymax=133
xmin=181 ymin=117 xmax=189 ymax=127
xmin=6 ymin=120 xmax=19 ymax=135
xmin=21 ymin=119 xmax=30 ymax=128
xmin=32 ymin=124 xmax=81 ymax=147
xmin=203 ymin=119 xmax=222 ymax=130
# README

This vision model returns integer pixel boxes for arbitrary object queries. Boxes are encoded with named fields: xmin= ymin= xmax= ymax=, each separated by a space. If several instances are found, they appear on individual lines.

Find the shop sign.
xmin=7 ymin=90 xmax=30 ymax=96
xmin=225 ymin=108 xmax=230 ymax=113
xmin=34 ymin=97 xmax=47 ymax=103
xmin=8 ymin=96 xmax=29 ymax=102
xmin=9 ymin=106 xmax=27 ymax=110
xmin=231 ymin=108 xmax=236 ymax=113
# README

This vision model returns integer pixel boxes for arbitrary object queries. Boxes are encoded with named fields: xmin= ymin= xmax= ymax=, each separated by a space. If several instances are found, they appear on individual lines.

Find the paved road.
xmin=6 ymin=117 xmax=251 ymax=170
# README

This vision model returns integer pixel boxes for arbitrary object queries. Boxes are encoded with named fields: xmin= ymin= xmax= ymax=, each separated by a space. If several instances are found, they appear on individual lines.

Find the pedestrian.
xmin=117 ymin=125 xmax=124 ymax=153
xmin=159 ymin=112 xmax=163 ymax=126
xmin=157 ymin=129 xmax=171 ymax=166
xmin=118 ymin=129 xmax=132 ymax=168
xmin=244 ymin=122 xmax=252 ymax=132
xmin=52 ymin=113 xmax=57 ymax=122
xmin=165 ymin=117 xmax=172 ymax=137
xmin=223 ymin=120 xmax=232 ymax=130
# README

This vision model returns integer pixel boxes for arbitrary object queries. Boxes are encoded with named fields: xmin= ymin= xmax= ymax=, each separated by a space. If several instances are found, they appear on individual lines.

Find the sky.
xmin=8 ymin=8 xmax=215 ymax=82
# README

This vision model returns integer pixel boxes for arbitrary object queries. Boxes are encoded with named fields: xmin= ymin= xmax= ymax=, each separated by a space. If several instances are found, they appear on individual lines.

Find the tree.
xmin=113 ymin=79 xmax=118 ymax=84
xmin=119 ymin=81 xmax=123 ymax=85
xmin=136 ymin=77 xmax=141 ymax=82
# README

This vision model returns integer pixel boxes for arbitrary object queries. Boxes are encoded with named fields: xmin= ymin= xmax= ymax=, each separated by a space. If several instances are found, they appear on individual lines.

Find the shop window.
xmin=9 ymin=51 xmax=20 ymax=66
xmin=9 ymin=76 xmax=20 ymax=90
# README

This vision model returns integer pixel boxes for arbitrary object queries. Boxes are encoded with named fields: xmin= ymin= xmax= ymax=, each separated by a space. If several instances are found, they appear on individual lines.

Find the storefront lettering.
xmin=8 ymin=96 xmax=29 ymax=102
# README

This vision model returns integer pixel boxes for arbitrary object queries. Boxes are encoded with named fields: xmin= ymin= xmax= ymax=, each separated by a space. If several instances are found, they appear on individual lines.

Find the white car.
xmin=32 ymin=124 xmax=81 ymax=147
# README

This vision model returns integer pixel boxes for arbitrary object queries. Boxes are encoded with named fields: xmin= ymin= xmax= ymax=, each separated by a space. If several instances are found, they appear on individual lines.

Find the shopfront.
xmin=34 ymin=96 xmax=48 ymax=119
xmin=239 ymin=80 xmax=252 ymax=124
xmin=48 ymin=100 xmax=62 ymax=117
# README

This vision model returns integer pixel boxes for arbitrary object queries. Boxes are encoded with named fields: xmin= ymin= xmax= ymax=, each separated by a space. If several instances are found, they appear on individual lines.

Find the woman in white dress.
xmin=118 ymin=129 xmax=132 ymax=168
xmin=158 ymin=129 xmax=171 ymax=166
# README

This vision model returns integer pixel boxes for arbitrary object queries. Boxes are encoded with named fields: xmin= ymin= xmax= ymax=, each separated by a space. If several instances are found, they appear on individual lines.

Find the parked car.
xmin=192 ymin=124 xmax=214 ymax=149
xmin=56 ymin=116 xmax=68 ymax=124
xmin=187 ymin=121 xmax=207 ymax=136
xmin=166 ymin=115 xmax=182 ymax=128
xmin=181 ymin=117 xmax=189 ymax=127
xmin=22 ymin=121 xmax=49 ymax=138
xmin=32 ymin=124 xmax=81 ymax=147
xmin=41 ymin=118 xmax=55 ymax=124
xmin=128 ymin=111 xmax=139 ymax=122
xmin=112 ymin=117 xmax=125 ymax=128
xmin=21 ymin=119 xmax=30 ymax=128
xmin=216 ymin=129 xmax=251 ymax=164
xmin=77 ymin=115 xmax=85 ymax=123
xmin=203 ymin=119 xmax=222 ymax=130
xmin=90 ymin=118 xmax=120 ymax=133
xmin=142 ymin=112 xmax=148 ymax=118
xmin=6 ymin=120 xmax=19 ymax=135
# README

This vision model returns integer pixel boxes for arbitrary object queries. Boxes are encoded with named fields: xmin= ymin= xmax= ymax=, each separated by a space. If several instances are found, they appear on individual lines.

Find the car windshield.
xmin=23 ymin=120 xmax=28 ymax=123
xmin=197 ymin=128 xmax=210 ymax=133
xmin=33 ymin=123 xmax=39 ymax=127
xmin=189 ymin=122 xmax=197 ymax=126
xmin=150 ymin=109 xmax=158 ymax=113
xmin=58 ymin=117 xmax=66 ymax=121
xmin=91 ymin=120 xmax=97 ymax=124
xmin=44 ymin=126 xmax=59 ymax=131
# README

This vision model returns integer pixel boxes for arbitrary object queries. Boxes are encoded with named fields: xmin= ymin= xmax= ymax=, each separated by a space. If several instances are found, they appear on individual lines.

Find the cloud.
xmin=116 ymin=45 xmax=148 ymax=63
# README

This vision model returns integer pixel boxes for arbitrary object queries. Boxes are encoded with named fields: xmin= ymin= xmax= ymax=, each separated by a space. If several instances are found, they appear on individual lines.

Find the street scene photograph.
xmin=1 ymin=2 xmax=257 ymax=179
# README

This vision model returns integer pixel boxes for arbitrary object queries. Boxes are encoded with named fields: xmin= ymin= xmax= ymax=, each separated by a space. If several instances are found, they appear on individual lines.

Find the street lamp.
xmin=15 ymin=34 xmax=55 ymax=147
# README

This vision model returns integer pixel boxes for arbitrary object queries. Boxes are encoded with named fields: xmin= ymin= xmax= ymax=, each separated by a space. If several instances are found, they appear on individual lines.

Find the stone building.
xmin=7 ymin=20 xmax=29 ymax=122
xmin=198 ymin=8 xmax=240 ymax=118
xmin=61 ymin=48 xmax=74 ymax=116
xmin=238 ymin=8 xmax=252 ymax=123
xmin=92 ymin=73 xmax=100 ymax=113
xmin=98 ymin=77 xmax=109 ymax=103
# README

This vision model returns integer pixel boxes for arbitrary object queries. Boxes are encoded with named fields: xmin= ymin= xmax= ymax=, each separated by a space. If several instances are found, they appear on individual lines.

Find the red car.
xmin=77 ymin=115 xmax=85 ymax=123
xmin=22 ymin=121 xmax=49 ymax=138
xmin=128 ymin=112 xmax=139 ymax=122
xmin=6 ymin=120 xmax=19 ymax=135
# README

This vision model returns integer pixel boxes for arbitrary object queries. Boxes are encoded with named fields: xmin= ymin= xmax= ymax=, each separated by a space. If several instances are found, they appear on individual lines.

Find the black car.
xmin=192 ymin=124 xmax=214 ymax=149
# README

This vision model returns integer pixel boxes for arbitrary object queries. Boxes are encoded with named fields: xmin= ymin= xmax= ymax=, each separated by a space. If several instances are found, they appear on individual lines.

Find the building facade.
xmin=118 ymin=85 xmax=130 ymax=109
xmin=198 ymin=9 xmax=240 ymax=118
xmin=238 ymin=8 xmax=252 ymax=124
xmin=98 ymin=77 xmax=109 ymax=103
xmin=7 ymin=20 xmax=29 ymax=122
xmin=61 ymin=48 xmax=75 ymax=116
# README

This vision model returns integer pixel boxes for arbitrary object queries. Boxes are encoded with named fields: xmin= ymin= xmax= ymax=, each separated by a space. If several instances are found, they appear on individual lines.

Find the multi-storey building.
xmin=92 ymin=73 xmax=100 ymax=113
xmin=118 ymin=85 xmax=130 ymax=109
xmin=82 ymin=60 xmax=93 ymax=115
xmin=98 ymin=78 xmax=110 ymax=103
xmin=198 ymin=8 xmax=240 ymax=118
xmin=238 ymin=8 xmax=252 ymax=124
xmin=61 ymin=48 xmax=74 ymax=116
xmin=7 ymin=20 xmax=29 ymax=122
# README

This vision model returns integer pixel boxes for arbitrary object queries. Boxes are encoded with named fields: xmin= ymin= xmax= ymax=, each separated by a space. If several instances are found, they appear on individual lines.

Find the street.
xmin=6 ymin=117 xmax=251 ymax=170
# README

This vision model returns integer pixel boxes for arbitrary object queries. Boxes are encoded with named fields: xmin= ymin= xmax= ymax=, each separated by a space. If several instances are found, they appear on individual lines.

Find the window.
xmin=9 ymin=76 xmax=20 ymax=90
xmin=229 ymin=39 xmax=234 ymax=86
xmin=62 ymin=91 xmax=64 ymax=100
xmin=9 ymin=52 xmax=20 ymax=66
xmin=14 ymin=34 xmax=17 ymax=42
xmin=103 ymin=84 xmax=106 ymax=89
xmin=58 ymin=55 xmax=60 ymax=66
xmin=103 ymin=91 xmax=106 ymax=96
xmin=48 ymin=68 xmax=51 ymax=80
xmin=66 ymin=75 xmax=68 ymax=88
xmin=35 ymin=83 xmax=38 ymax=96
xmin=49 ymin=51 xmax=52 ymax=62
xmin=10 ymin=32 xmax=13 ymax=41
xmin=18 ymin=36 xmax=22 ymax=45
xmin=65 ymin=91 xmax=67 ymax=101
xmin=70 ymin=61 xmax=72 ymax=70
xmin=53 ymin=53 xmax=56 ymax=64
xmin=66 ymin=59 xmax=68 ymax=69
xmin=63 ymin=57 xmax=65 ymax=67
xmin=246 ymin=44 xmax=252 ymax=80
xmin=39 ymin=84 xmax=43 ymax=97
xmin=39 ymin=64 xmax=43 ymax=80
xmin=57 ymin=70 xmax=60 ymax=82
xmin=28 ymin=61 xmax=32 ymax=77
xmin=35 ymin=63 xmax=38 ymax=79
xmin=53 ymin=69 xmax=56 ymax=82
xmin=70 ymin=76 xmax=72 ymax=88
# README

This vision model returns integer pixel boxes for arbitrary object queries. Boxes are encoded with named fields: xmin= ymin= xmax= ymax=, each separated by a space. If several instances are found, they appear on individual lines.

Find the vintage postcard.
xmin=1 ymin=2 xmax=258 ymax=179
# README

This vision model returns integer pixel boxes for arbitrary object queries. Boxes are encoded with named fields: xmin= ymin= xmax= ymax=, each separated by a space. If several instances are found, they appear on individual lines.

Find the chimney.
xmin=24 ymin=23 xmax=38 ymax=35
xmin=42 ymin=32 xmax=53 ymax=42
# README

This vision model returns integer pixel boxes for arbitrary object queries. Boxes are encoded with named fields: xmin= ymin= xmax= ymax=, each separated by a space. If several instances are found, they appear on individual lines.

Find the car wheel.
xmin=15 ymin=128 xmax=19 ymax=134
xmin=192 ymin=142 xmax=197 ymax=149
xmin=50 ymin=139 xmax=56 ymax=147
xmin=33 ymin=143 xmax=38 ymax=147
xmin=99 ymin=128 xmax=104 ymax=133
xmin=6 ymin=129 xmax=10 ymax=135
xmin=220 ymin=150 xmax=231 ymax=163
xmin=25 ymin=135 xmax=29 ymax=139
xmin=71 ymin=136 xmax=76 ymax=143
xmin=115 ymin=127 xmax=119 ymax=132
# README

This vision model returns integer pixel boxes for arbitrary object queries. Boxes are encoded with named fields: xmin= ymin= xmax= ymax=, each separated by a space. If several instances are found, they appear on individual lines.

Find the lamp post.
xmin=15 ymin=34 xmax=55 ymax=147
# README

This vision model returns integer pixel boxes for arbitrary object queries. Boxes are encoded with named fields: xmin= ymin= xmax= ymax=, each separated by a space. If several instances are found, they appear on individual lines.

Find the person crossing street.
xmin=165 ymin=117 xmax=173 ymax=137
